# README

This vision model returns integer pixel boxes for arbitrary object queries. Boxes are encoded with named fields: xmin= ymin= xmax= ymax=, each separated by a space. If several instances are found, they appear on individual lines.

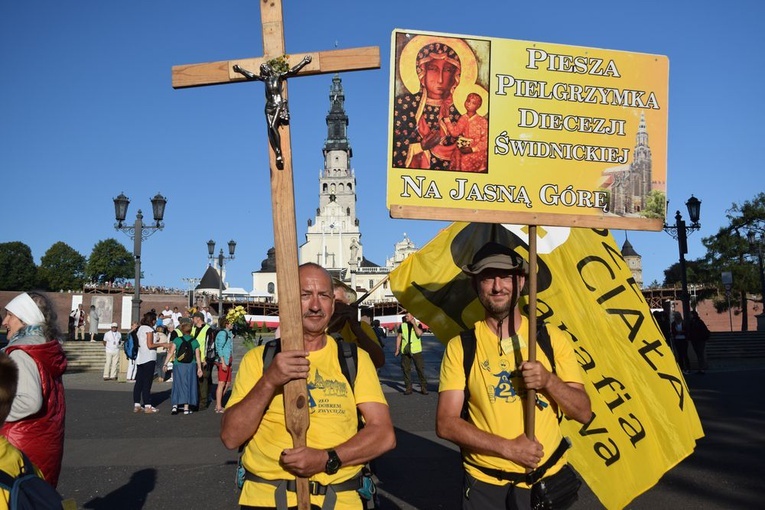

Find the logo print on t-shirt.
xmin=307 ymin=369 xmax=349 ymax=415
xmin=483 ymin=359 xmax=519 ymax=403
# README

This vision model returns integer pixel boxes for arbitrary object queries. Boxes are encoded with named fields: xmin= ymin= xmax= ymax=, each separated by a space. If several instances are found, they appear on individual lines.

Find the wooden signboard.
xmin=387 ymin=29 xmax=669 ymax=232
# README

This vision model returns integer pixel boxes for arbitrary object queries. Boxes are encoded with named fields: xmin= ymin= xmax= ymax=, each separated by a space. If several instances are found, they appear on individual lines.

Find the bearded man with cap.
xmin=102 ymin=322 xmax=122 ymax=381
xmin=1 ymin=291 xmax=67 ymax=487
xmin=435 ymin=242 xmax=591 ymax=509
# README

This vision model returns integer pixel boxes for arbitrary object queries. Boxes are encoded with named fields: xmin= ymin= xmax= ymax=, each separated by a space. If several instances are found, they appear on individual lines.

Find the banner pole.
xmin=524 ymin=225 xmax=538 ymax=440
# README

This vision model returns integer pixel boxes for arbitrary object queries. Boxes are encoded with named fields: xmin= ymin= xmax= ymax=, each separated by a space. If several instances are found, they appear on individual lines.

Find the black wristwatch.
xmin=325 ymin=449 xmax=342 ymax=475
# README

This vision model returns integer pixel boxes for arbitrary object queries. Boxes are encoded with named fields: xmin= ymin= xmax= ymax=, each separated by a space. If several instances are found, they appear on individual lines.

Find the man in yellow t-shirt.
xmin=436 ymin=242 xmax=592 ymax=509
xmin=221 ymin=263 xmax=395 ymax=509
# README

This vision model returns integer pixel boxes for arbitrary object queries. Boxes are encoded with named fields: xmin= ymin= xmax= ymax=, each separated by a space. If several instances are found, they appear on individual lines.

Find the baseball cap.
xmin=461 ymin=242 xmax=529 ymax=276
xmin=110 ymin=322 xmax=118 ymax=328
xmin=192 ymin=312 xmax=205 ymax=319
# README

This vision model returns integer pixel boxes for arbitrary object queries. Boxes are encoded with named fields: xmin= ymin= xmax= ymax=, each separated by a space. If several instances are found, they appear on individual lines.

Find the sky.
xmin=2 ymin=0 xmax=763 ymax=292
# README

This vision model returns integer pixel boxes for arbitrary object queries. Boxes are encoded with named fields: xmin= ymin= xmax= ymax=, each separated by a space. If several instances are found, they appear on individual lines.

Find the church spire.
xmin=323 ymin=74 xmax=352 ymax=156
xmin=634 ymin=112 xmax=651 ymax=161
xmin=299 ymin=74 xmax=360 ymax=273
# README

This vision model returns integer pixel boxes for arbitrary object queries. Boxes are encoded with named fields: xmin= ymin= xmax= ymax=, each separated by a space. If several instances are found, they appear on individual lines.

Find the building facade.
xmin=621 ymin=236 xmax=643 ymax=288
xmin=603 ymin=113 xmax=658 ymax=216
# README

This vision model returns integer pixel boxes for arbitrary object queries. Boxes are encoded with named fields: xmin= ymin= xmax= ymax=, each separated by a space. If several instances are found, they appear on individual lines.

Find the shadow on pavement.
xmin=374 ymin=428 xmax=462 ymax=509
xmin=83 ymin=468 xmax=156 ymax=510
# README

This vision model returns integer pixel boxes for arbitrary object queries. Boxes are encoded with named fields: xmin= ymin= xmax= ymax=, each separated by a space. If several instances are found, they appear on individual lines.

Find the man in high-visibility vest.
xmin=395 ymin=311 xmax=428 ymax=395
xmin=191 ymin=312 xmax=213 ymax=410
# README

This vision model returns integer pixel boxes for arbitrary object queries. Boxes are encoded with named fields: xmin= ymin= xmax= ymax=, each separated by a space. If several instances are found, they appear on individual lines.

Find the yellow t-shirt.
xmin=228 ymin=335 xmax=388 ymax=508
xmin=0 ymin=436 xmax=43 ymax=506
xmin=338 ymin=321 xmax=382 ymax=349
xmin=439 ymin=317 xmax=584 ymax=486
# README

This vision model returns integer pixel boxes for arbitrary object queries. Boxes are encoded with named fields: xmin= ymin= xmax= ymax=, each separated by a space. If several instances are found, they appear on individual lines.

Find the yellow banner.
xmin=387 ymin=30 xmax=669 ymax=231
xmin=389 ymin=223 xmax=703 ymax=509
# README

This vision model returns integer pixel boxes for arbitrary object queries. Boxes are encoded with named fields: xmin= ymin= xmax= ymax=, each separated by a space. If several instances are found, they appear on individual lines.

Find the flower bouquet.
xmin=226 ymin=305 xmax=258 ymax=350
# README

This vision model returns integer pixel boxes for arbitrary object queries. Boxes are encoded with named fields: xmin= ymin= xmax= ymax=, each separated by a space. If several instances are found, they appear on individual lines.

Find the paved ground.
xmin=57 ymin=334 xmax=765 ymax=509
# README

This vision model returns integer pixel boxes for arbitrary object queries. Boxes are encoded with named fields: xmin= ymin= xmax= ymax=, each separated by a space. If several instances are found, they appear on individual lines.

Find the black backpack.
xmin=0 ymin=452 xmax=64 ymax=510
xmin=205 ymin=327 xmax=221 ymax=361
xmin=459 ymin=323 xmax=556 ymax=420
xmin=175 ymin=337 xmax=195 ymax=363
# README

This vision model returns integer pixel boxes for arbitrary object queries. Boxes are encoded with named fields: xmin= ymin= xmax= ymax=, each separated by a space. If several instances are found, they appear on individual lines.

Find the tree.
xmin=86 ymin=239 xmax=133 ymax=285
xmin=0 ymin=242 xmax=37 ymax=291
xmin=646 ymin=279 xmax=662 ymax=289
xmin=662 ymin=259 xmax=716 ymax=308
xmin=641 ymin=190 xmax=666 ymax=220
xmin=662 ymin=259 xmax=712 ymax=289
xmin=38 ymin=242 xmax=87 ymax=291
xmin=699 ymin=192 xmax=765 ymax=331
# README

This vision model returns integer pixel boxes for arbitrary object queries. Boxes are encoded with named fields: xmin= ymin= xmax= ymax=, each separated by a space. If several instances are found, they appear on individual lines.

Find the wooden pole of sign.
xmin=351 ymin=275 xmax=390 ymax=306
xmin=524 ymin=225 xmax=539 ymax=440
xmin=172 ymin=3 xmax=379 ymax=508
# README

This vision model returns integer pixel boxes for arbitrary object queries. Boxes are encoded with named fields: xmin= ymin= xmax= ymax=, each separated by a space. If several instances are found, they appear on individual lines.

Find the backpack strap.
xmin=537 ymin=323 xmax=556 ymax=374
xmin=0 ymin=452 xmax=37 ymax=490
xmin=331 ymin=333 xmax=357 ymax=393
xmin=262 ymin=338 xmax=281 ymax=370
xmin=0 ymin=469 xmax=14 ymax=490
xmin=329 ymin=332 xmax=363 ymax=433
xmin=459 ymin=329 xmax=477 ymax=420
xmin=246 ymin=338 xmax=283 ymax=464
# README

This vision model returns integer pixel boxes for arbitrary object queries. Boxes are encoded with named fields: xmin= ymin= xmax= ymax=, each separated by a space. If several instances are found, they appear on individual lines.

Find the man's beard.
xmin=483 ymin=297 xmax=512 ymax=318
xmin=479 ymin=291 xmax=517 ymax=320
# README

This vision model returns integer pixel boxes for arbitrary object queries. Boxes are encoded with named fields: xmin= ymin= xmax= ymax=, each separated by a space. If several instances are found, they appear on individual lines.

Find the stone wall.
xmin=0 ymin=290 xmax=188 ymax=336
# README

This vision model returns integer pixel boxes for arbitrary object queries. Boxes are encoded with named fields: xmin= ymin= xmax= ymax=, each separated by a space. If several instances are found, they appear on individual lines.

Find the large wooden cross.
xmin=172 ymin=3 xmax=379 ymax=508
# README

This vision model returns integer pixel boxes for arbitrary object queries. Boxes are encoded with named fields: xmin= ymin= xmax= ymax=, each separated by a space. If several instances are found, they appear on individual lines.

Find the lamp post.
xmin=663 ymin=195 xmax=701 ymax=331
xmin=207 ymin=239 xmax=236 ymax=320
xmin=182 ymin=277 xmax=201 ymax=309
xmin=747 ymin=230 xmax=765 ymax=325
xmin=113 ymin=192 xmax=167 ymax=324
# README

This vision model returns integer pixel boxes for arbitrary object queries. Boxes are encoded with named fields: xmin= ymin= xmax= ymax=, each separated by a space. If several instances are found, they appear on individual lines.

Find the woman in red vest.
xmin=1 ymin=291 xmax=67 ymax=487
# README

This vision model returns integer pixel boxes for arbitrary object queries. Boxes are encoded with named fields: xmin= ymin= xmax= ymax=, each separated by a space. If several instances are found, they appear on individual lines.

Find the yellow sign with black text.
xmin=387 ymin=30 xmax=669 ymax=231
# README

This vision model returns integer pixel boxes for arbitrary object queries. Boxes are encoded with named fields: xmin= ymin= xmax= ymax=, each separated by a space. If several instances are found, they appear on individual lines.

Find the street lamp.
xmin=663 ymin=195 xmax=701 ymax=331
xmin=114 ymin=192 xmax=167 ymax=324
xmin=208 ymin=239 xmax=236 ymax=319
xmin=182 ymin=277 xmax=201 ymax=309
xmin=747 ymin=230 xmax=765 ymax=314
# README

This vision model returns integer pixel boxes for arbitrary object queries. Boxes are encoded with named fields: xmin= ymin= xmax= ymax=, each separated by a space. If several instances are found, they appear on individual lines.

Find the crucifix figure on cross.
xmin=233 ymin=55 xmax=312 ymax=169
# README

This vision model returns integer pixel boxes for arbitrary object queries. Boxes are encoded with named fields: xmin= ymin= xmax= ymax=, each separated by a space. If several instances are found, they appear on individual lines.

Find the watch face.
xmin=325 ymin=449 xmax=341 ymax=474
